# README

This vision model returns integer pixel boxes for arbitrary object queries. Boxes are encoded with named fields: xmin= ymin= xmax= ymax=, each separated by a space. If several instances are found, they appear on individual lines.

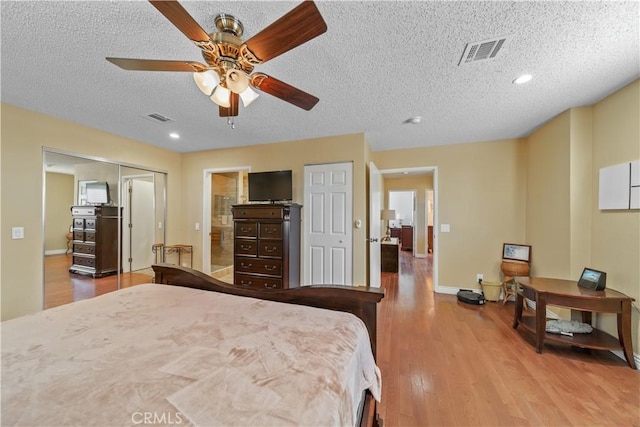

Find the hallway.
xmin=376 ymin=251 xmax=639 ymax=426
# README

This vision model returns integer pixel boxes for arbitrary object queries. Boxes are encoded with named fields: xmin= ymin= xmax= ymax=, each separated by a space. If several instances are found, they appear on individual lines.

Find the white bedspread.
xmin=1 ymin=284 xmax=381 ymax=426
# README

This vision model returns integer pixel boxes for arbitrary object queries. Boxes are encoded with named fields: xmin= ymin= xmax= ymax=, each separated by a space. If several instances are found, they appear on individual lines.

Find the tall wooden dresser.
xmin=231 ymin=204 xmax=301 ymax=289
xmin=69 ymin=205 xmax=121 ymax=278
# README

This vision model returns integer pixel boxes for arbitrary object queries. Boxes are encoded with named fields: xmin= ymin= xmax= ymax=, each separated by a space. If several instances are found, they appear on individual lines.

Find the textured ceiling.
xmin=2 ymin=1 xmax=638 ymax=153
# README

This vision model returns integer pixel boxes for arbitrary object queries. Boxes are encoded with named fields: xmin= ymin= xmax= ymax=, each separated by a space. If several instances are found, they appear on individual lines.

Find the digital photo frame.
xmin=577 ymin=267 xmax=607 ymax=291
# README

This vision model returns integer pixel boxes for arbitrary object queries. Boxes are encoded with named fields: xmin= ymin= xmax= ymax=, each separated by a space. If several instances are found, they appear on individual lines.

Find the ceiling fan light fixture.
xmin=193 ymin=70 xmax=220 ymax=95
xmin=210 ymin=84 xmax=231 ymax=108
xmin=239 ymin=86 xmax=259 ymax=107
xmin=225 ymin=69 xmax=249 ymax=94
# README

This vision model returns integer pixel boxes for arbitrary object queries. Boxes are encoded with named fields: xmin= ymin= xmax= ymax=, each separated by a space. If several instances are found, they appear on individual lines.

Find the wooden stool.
xmin=66 ymin=232 xmax=73 ymax=254
xmin=500 ymin=260 xmax=529 ymax=306
xmin=152 ymin=243 xmax=164 ymax=264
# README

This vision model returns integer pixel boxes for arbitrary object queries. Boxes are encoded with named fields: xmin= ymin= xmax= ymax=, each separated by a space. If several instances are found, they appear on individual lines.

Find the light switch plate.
xmin=440 ymin=224 xmax=450 ymax=233
xmin=12 ymin=227 xmax=24 ymax=239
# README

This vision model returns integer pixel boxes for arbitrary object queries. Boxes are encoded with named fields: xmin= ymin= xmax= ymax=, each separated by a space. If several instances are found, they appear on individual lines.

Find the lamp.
xmin=193 ymin=70 xmax=220 ymax=95
xmin=380 ymin=209 xmax=396 ymax=242
xmin=210 ymin=84 xmax=231 ymax=108
xmin=195 ymin=68 xmax=260 ymax=110
xmin=239 ymin=86 xmax=259 ymax=107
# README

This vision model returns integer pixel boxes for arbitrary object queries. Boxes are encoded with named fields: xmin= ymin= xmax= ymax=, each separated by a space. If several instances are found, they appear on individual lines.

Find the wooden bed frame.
xmin=152 ymin=264 xmax=385 ymax=427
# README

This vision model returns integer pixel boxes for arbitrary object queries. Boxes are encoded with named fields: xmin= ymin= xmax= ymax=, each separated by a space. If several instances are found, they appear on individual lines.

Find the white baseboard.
xmin=45 ymin=249 xmax=68 ymax=256
xmin=414 ymin=253 xmax=427 ymax=259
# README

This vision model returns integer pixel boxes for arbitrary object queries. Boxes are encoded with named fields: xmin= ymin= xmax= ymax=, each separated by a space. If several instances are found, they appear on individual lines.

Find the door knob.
xmin=370 ymin=237 xmax=378 ymax=243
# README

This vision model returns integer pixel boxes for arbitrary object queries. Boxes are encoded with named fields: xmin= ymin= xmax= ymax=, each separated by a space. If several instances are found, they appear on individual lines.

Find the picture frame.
xmin=502 ymin=243 xmax=531 ymax=263
xmin=577 ymin=267 xmax=607 ymax=291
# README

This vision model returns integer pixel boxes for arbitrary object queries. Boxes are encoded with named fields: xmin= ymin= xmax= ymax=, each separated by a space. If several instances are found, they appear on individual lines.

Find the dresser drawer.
xmin=84 ymin=231 xmax=96 ymax=243
xmin=73 ymin=218 xmax=85 ymax=229
xmin=73 ymin=243 xmax=95 ymax=255
xmin=259 ymin=223 xmax=282 ymax=239
xmin=85 ymin=219 xmax=96 ymax=230
xmin=234 ymin=273 xmax=283 ymax=290
xmin=72 ymin=255 xmax=95 ymax=268
xmin=235 ymin=257 xmax=282 ymax=277
xmin=235 ymin=222 xmax=257 ymax=238
xmin=258 ymin=241 xmax=283 ymax=258
xmin=72 ymin=207 xmax=96 ymax=216
xmin=235 ymin=239 xmax=258 ymax=256
xmin=233 ymin=206 xmax=283 ymax=220
xmin=73 ymin=230 xmax=85 ymax=241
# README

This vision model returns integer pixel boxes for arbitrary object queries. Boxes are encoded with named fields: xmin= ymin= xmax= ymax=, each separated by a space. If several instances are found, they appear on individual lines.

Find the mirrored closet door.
xmin=43 ymin=149 xmax=166 ymax=309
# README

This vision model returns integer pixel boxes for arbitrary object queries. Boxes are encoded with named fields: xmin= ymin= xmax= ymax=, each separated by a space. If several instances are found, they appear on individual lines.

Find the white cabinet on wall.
xmin=599 ymin=160 xmax=640 ymax=210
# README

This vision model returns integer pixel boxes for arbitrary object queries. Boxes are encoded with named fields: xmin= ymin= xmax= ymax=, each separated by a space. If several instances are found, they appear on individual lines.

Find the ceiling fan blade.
xmin=219 ymin=92 xmax=240 ymax=117
xmin=106 ymin=57 xmax=207 ymax=72
xmin=149 ymin=0 xmax=212 ymax=45
xmin=250 ymin=73 xmax=319 ymax=110
xmin=244 ymin=1 xmax=327 ymax=63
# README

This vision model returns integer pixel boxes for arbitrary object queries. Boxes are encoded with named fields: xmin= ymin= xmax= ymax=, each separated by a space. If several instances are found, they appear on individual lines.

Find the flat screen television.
xmin=86 ymin=181 xmax=111 ymax=205
xmin=248 ymin=170 xmax=292 ymax=202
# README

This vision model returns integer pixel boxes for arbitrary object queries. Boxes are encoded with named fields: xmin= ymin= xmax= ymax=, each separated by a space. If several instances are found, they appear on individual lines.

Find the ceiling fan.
xmin=106 ymin=0 xmax=327 ymax=121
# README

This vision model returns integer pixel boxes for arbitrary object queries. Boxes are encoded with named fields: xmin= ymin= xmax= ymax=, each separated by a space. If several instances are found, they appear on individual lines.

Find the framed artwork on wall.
xmin=502 ymin=243 xmax=531 ymax=263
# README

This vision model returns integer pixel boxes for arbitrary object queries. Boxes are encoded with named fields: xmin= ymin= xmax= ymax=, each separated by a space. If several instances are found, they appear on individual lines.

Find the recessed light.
xmin=513 ymin=74 xmax=532 ymax=85
xmin=404 ymin=116 xmax=422 ymax=124
xmin=169 ymin=132 xmax=180 ymax=139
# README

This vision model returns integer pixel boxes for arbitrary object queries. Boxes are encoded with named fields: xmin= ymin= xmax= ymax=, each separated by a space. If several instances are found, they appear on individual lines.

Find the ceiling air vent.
xmin=143 ymin=112 xmax=174 ymax=124
xmin=458 ymin=36 xmax=509 ymax=66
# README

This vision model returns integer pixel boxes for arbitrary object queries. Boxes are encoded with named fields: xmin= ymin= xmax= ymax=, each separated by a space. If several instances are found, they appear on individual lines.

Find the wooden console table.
xmin=513 ymin=277 xmax=636 ymax=369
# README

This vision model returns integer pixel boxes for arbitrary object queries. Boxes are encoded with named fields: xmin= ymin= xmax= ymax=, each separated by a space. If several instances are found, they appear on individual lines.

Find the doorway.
xmin=201 ymin=167 xmax=250 ymax=280
xmin=378 ymin=167 xmax=438 ymax=290
xmin=121 ymin=173 xmax=155 ymax=273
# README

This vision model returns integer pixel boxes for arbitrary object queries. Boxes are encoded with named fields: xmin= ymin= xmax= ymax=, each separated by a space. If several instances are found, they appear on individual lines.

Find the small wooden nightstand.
xmin=381 ymin=238 xmax=399 ymax=273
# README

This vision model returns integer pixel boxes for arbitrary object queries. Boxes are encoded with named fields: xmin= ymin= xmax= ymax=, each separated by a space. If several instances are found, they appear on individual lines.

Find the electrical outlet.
xmin=476 ymin=273 xmax=484 ymax=283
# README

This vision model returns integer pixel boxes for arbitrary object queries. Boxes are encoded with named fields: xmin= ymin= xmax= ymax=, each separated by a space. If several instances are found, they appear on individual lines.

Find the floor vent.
xmin=458 ymin=36 xmax=509 ymax=66
xmin=143 ymin=112 xmax=174 ymax=124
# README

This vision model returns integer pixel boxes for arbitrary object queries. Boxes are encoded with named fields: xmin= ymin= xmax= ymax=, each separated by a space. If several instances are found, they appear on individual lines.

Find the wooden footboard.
xmin=152 ymin=264 xmax=385 ymax=427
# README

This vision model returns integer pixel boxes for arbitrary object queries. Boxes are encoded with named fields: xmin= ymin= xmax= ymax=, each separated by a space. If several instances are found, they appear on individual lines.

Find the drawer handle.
xmin=264 ymin=246 xmax=277 ymax=253
xmin=264 ymin=283 xmax=277 ymax=289
xmin=240 ymin=227 xmax=252 ymax=233
xmin=240 ymin=280 xmax=253 ymax=286
xmin=240 ymin=245 xmax=252 ymax=250
xmin=265 ymin=228 xmax=277 ymax=234
xmin=264 ymin=265 xmax=276 ymax=271
xmin=241 ymin=262 xmax=253 ymax=268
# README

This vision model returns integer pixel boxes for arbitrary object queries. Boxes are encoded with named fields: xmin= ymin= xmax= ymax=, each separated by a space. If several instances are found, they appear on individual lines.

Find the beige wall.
xmin=591 ymin=80 xmax=640 ymax=350
xmin=1 ymin=103 xmax=182 ymax=320
xmin=525 ymin=79 xmax=639 ymax=353
xmin=180 ymin=133 xmax=370 ymax=285
xmin=44 ymin=172 xmax=74 ymax=252
xmin=526 ymin=110 xmax=572 ymax=278
xmin=372 ymin=138 xmax=528 ymax=288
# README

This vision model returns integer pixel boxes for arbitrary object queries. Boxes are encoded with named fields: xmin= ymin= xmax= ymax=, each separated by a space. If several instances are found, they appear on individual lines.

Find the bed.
xmin=1 ymin=264 xmax=384 ymax=426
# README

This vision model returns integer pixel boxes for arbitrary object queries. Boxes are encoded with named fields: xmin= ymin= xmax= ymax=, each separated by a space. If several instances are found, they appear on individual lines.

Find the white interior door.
xmin=369 ymin=162 xmax=382 ymax=287
xmin=123 ymin=177 xmax=154 ymax=272
xmin=303 ymin=162 xmax=353 ymax=285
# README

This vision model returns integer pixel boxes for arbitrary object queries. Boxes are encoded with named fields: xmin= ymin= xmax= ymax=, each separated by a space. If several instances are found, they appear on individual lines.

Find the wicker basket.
xmin=481 ymin=281 xmax=502 ymax=302
xmin=500 ymin=260 xmax=530 ymax=278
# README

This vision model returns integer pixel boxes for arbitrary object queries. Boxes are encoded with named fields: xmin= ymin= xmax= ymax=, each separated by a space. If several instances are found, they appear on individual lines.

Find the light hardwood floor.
xmin=377 ymin=251 xmax=639 ymax=426
xmin=44 ymin=254 xmax=153 ymax=309
xmin=44 ymin=251 xmax=639 ymax=425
